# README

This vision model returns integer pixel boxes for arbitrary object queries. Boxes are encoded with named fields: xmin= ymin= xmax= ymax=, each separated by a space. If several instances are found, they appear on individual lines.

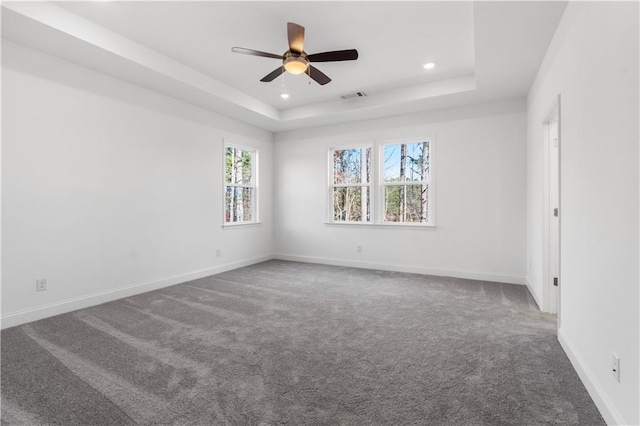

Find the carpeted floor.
xmin=1 ymin=260 xmax=604 ymax=425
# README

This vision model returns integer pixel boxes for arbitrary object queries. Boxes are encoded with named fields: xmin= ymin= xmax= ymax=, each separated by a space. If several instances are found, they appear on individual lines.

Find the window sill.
xmin=324 ymin=222 xmax=436 ymax=229
xmin=222 ymin=221 xmax=262 ymax=229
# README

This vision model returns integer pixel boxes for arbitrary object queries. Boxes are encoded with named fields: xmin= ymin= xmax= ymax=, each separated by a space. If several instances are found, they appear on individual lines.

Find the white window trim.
xmin=326 ymin=137 xmax=434 ymax=227
xmin=223 ymin=141 xmax=259 ymax=228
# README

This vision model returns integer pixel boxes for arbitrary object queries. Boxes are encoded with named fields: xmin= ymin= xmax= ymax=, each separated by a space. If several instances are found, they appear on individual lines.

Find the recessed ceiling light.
xmin=280 ymin=93 xmax=290 ymax=99
xmin=423 ymin=62 xmax=435 ymax=70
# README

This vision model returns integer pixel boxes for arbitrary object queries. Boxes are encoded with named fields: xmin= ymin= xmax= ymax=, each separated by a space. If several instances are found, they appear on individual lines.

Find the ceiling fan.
xmin=231 ymin=22 xmax=358 ymax=86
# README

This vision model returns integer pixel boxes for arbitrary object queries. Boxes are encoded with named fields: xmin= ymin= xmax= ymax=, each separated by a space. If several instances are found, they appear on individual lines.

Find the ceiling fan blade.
xmin=287 ymin=22 xmax=305 ymax=54
xmin=260 ymin=66 xmax=285 ymax=82
xmin=307 ymin=49 xmax=359 ymax=62
xmin=308 ymin=65 xmax=331 ymax=85
xmin=231 ymin=47 xmax=283 ymax=60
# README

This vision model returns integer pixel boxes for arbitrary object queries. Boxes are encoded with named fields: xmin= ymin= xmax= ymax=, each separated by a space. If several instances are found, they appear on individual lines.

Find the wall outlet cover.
xmin=36 ymin=278 xmax=47 ymax=292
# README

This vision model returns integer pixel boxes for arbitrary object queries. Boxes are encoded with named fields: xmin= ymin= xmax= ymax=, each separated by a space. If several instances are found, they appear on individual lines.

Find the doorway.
xmin=543 ymin=96 xmax=560 ymax=321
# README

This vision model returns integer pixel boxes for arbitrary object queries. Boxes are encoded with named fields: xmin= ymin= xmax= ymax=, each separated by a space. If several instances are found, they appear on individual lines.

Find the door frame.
xmin=542 ymin=95 xmax=561 ymax=322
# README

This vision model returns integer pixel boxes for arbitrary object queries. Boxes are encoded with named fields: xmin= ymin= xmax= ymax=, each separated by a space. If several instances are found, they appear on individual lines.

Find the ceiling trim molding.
xmin=2 ymin=1 xmax=281 ymax=121
xmin=1 ymin=2 xmax=567 ymax=132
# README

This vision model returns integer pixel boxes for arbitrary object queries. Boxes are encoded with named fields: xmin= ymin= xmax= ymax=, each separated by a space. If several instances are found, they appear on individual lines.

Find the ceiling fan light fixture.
xmin=283 ymin=54 xmax=309 ymax=75
xmin=231 ymin=22 xmax=357 ymax=85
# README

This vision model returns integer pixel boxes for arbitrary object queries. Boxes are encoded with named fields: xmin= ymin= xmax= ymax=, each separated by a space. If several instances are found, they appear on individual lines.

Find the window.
xmin=330 ymin=146 xmax=371 ymax=223
xmin=328 ymin=138 xmax=433 ymax=226
xmin=382 ymin=140 xmax=430 ymax=224
xmin=224 ymin=145 xmax=257 ymax=224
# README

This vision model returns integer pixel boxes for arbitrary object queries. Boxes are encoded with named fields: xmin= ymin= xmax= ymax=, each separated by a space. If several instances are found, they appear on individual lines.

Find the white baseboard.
xmin=558 ymin=329 xmax=626 ymax=426
xmin=274 ymin=253 xmax=525 ymax=285
xmin=525 ymin=278 xmax=543 ymax=310
xmin=1 ymin=255 xmax=273 ymax=330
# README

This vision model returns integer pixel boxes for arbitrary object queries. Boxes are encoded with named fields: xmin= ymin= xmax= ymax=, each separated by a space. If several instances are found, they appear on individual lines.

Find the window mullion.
xmin=372 ymin=140 xmax=380 ymax=224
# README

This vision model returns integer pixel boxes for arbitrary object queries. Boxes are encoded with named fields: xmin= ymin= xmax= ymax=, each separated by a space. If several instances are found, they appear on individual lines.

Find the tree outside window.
xmin=330 ymin=147 xmax=371 ymax=222
xmin=225 ymin=146 xmax=256 ymax=224
xmin=382 ymin=141 xmax=430 ymax=223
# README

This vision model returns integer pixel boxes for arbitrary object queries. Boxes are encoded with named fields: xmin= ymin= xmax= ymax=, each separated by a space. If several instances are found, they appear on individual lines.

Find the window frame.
xmin=223 ymin=142 xmax=259 ymax=227
xmin=326 ymin=137 xmax=434 ymax=227
xmin=327 ymin=142 xmax=373 ymax=224
xmin=378 ymin=137 xmax=434 ymax=227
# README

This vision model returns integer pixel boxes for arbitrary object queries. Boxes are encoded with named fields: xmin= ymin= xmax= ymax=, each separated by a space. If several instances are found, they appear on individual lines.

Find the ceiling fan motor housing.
xmin=283 ymin=51 xmax=309 ymax=74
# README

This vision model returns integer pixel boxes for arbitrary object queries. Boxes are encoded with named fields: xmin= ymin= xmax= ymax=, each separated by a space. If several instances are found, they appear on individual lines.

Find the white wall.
xmin=1 ymin=41 xmax=275 ymax=328
xmin=274 ymin=99 xmax=527 ymax=284
xmin=526 ymin=2 xmax=639 ymax=424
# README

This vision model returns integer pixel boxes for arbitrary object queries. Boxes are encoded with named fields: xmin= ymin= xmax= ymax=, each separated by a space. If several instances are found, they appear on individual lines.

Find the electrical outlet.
xmin=216 ymin=249 xmax=222 ymax=258
xmin=611 ymin=353 xmax=620 ymax=382
xmin=36 ymin=278 xmax=47 ymax=292
xmin=356 ymin=245 xmax=363 ymax=253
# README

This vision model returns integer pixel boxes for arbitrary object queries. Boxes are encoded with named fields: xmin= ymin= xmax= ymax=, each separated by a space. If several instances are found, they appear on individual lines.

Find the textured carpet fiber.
xmin=2 ymin=260 xmax=604 ymax=425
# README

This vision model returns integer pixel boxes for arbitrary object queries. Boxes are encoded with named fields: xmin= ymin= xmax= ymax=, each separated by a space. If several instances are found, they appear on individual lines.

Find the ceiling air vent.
xmin=340 ymin=91 xmax=367 ymax=100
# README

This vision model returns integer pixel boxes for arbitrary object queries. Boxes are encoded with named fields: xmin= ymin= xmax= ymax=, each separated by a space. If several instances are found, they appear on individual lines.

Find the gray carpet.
xmin=1 ymin=260 xmax=604 ymax=425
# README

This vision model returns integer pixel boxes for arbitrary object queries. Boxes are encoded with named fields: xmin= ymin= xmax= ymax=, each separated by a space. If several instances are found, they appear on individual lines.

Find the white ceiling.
xmin=1 ymin=1 xmax=567 ymax=133
xmin=53 ymin=1 xmax=477 ymax=110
